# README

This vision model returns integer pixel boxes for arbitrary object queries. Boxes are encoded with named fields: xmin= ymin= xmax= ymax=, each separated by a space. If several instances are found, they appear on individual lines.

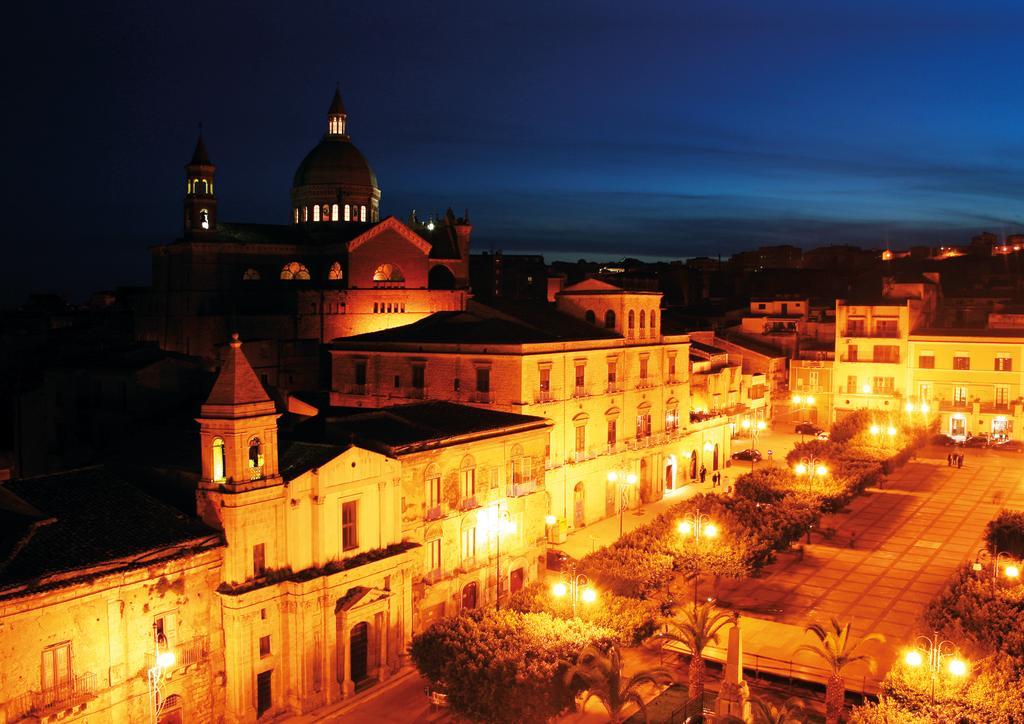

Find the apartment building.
xmin=329 ymin=280 xmax=736 ymax=530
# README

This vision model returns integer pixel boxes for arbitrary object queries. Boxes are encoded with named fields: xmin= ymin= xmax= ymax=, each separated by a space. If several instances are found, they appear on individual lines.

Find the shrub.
xmin=985 ymin=509 xmax=1024 ymax=558
xmin=410 ymin=608 xmax=615 ymax=723
xmin=829 ymin=410 xmax=874 ymax=444
xmin=507 ymin=582 xmax=659 ymax=645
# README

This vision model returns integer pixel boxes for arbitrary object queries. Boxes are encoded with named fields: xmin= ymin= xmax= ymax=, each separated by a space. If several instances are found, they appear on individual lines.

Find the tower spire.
xmin=184 ymin=127 xmax=216 ymax=236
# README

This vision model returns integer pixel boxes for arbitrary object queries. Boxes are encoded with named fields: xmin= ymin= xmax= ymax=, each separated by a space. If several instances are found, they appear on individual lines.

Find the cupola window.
xmin=212 ymin=437 xmax=226 ymax=482
xmin=200 ymin=209 xmax=210 ymax=230
xmin=331 ymin=204 xmax=339 ymax=221
xmin=248 ymin=437 xmax=264 ymax=480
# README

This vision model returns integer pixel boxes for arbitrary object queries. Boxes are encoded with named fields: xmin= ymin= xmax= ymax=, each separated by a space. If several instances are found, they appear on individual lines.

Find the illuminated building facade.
xmin=134 ymin=89 xmax=471 ymax=390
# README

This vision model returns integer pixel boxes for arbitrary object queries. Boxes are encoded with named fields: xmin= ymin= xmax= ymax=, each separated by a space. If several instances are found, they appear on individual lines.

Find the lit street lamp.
xmin=551 ymin=561 xmax=597 ymax=617
xmin=972 ymin=547 xmax=1020 ymax=596
xmin=904 ymin=631 xmax=969 ymax=703
xmin=677 ymin=512 xmax=718 ymax=606
xmin=869 ymin=423 xmax=898 ymax=447
xmin=793 ymin=456 xmax=829 ymax=493
xmin=147 ymin=630 xmax=177 ymax=723
xmin=485 ymin=505 xmax=515 ymax=609
xmin=741 ymin=417 xmax=768 ymax=471
xmin=607 ymin=469 xmax=637 ymax=538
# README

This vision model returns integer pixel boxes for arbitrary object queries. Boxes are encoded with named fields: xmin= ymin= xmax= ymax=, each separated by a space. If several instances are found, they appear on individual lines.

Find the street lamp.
xmin=904 ymin=631 xmax=969 ymax=703
xmin=485 ymin=505 xmax=515 ymax=609
xmin=147 ymin=630 xmax=177 ymax=723
xmin=793 ymin=456 xmax=829 ymax=493
xmin=792 ymin=395 xmax=816 ymax=440
xmin=607 ymin=469 xmax=637 ymax=538
xmin=677 ymin=512 xmax=718 ymax=606
xmin=551 ymin=562 xmax=597 ymax=617
xmin=973 ymin=547 xmax=1020 ymax=596
xmin=741 ymin=418 xmax=767 ymax=471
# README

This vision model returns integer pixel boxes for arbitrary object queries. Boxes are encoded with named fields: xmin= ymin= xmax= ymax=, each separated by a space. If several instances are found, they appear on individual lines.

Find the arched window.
xmin=280 ymin=261 xmax=311 ymax=280
xmin=202 ymin=179 xmax=209 ymax=194
xmin=373 ymin=264 xmax=405 ymax=287
xmin=327 ymin=261 xmax=343 ymax=280
xmin=360 ymin=205 xmax=367 ymax=222
xmin=584 ymin=310 xmax=596 ymax=324
xmin=509 ymin=443 xmax=526 ymax=486
xmin=425 ymin=463 xmax=442 ymax=510
xmin=628 ymin=310 xmax=635 ymax=336
xmin=199 ymin=209 xmax=210 ymax=230
xmin=294 ymin=208 xmax=299 ymax=224
xmin=243 ymin=268 xmax=261 ymax=281
xmin=331 ymin=203 xmax=339 ymax=221
xmin=639 ymin=310 xmax=646 ymax=337
xmin=344 ymin=204 xmax=351 ymax=221
xmin=303 ymin=207 xmax=309 ymax=222
xmin=321 ymin=204 xmax=330 ymax=221
xmin=460 ymin=455 xmax=476 ymax=500
xmin=649 ymin=310 xmax=657 ymax=334
xmin=604 ymin=310 xmax=616 ymax=328
xmin=248 ymin=437 xmax=264 ymax=479
xmin=212 ymin=437 xmax=226 ymax=482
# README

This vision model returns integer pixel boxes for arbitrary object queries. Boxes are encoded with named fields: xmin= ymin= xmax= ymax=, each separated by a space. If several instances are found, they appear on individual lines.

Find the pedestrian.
xmin=947 ymin=453 xmax=952 ymax=466
xmin=712 ymin=472 xmax=720 ymax=487
xmin=699 ymin=465 xmax=707 ymax=484
xmin=957 ymin=453 xmax=964 ymax=469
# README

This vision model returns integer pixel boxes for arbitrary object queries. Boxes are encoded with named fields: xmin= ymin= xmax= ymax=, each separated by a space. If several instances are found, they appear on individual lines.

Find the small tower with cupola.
xmin=184 ymin=132 xmax=217 ymax=237
xmin=196 ymin=334 xmax=286 ymax=586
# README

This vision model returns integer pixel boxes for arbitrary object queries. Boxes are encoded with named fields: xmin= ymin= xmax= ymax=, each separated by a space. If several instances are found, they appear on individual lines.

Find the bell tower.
xmin=184 ymin=131 xmax=217 ymax=237
xmin=196 ymin=334 xmax=286 ymax=586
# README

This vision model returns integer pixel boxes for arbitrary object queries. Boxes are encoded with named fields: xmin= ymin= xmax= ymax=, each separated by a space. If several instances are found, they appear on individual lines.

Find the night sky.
xmin=7 ymin=1 xmax=1024 ymax=305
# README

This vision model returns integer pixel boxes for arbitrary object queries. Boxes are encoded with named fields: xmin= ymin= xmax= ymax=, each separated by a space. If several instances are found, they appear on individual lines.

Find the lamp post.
xmin=551 ymin=562 xmax=597 ymax=617
xmin=972 ymin=546 xmax=1020 ymax=596
xmin=904 ymin=631 xmax=968 ymax=703
xmin=147 ymin=630 xmax=177 ymax=724
xmin=793 ymin=456 xmax=829 ymax=493
xmin=741 ymin=418 xmax=767 ymax=472
xmin=489 ymin=505 xmax=515 ymax=609
xmin=869 ymin=423 xmax=898 ymax=448
xmin=607 ymin=469 xmax=637 ymax=538
xmin=791 ymin=394 xmax=815 ymax=440
xmin=677 ymin=512 xmax=718 ymax=606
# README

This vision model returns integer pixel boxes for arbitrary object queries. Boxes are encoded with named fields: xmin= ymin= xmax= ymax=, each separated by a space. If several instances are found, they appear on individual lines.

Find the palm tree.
xmin=795 ymin=618 xmax=884 ymax=724
xmin=655 ymin=601 xmax=734 ymax=701
xmin=563 ymin=642 xmax=673 ymax=723
xmin=751 ymin=695 xmax=808 ymax=724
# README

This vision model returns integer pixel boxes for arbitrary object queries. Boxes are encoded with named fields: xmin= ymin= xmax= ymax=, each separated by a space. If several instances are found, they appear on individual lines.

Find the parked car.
xmin=795 ymin=422 xmax=823 ymax=435
xmin=931 ymin=433 xmax=957 ymax=446
xmin=993 ymin=439 xmax=1024 ymax=452
xmin=731 ymin=449 xmax=762 ymax=462
xmin=963 ymin=435 xmax=991 ymax=448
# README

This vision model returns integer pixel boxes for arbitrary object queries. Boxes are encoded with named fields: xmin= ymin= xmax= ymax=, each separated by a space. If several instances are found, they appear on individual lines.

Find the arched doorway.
xmin=665 ymin=455 xmax=676 ymax=491
xmin=713 ymin=443 xmax=720 ymax=471
xmin=573 ymin=482 xmax=586 ymax=528
xmin=350 ymin=622 xmax=369 ymax=684
xmin=462 ymin=581 xmax=478 ymax=610
xmin=689 ymin=451 xmax=698 ymax=479
xmin=428 ymin=265 xmax=456 ymax=290
xmin=510 ymin=567 xmax=525 ymax=595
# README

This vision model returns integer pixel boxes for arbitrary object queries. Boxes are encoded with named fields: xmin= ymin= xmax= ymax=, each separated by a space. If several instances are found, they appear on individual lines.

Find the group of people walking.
xmin=947 ymin=452 xmax=965 ymax=468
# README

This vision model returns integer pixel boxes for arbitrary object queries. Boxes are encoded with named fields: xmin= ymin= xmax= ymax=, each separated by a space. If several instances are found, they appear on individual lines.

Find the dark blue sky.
xmin=6 ymin=0 xmax=1024 ymax=303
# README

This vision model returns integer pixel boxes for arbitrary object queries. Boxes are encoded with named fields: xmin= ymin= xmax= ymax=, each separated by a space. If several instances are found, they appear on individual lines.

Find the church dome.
xmin=292 ymin=136 xmax=378 ymax=190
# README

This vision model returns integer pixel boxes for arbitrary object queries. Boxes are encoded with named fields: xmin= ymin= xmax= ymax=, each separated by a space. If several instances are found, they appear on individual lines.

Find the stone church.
xmin=134 ymin=88 xmax=472 ymax=391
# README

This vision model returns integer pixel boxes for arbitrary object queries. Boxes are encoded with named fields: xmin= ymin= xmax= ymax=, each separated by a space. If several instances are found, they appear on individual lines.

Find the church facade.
xmin=133 ymin=89 xmax=471 ymax=390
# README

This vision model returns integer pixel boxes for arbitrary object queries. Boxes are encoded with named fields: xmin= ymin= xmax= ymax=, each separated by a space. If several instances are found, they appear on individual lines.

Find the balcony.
xmin=636 ymin=378 xmax=657 ymax=389
xmin=146 ymin=635 xmax=211 ymax=672
xmin=535 ymin=389 xmax=553 ymax=403
xmin=459 ymin=496 xmax=480 ymax=511
xmin=346 ymin=383 xmax=367 ymax=395
xmin=471 ymin=391 xmax=493 ymax=404
xmin=248 ymin=465 xmax=263 ymax=481
xmin=844 ymin=328 xmax=899 ymax=338
xmin=30 ymin=672 xmax=97 ymax=715
xmin=423 ymin=569 xmax=444 ymax=585
xmin=407 ymin=387 xmax=426 ymax=400
xmin=507 ymin=480 xmax=538 ymax=497
xmin=606 ymin=381 xmax=623 ymax=394
xmin=572 ymin=386 xmax=590 ymax=399
xmin=981 ymin=402 xmax=1012 ymax=414
xmin=425 ymin=504 xmax=445 ymax=522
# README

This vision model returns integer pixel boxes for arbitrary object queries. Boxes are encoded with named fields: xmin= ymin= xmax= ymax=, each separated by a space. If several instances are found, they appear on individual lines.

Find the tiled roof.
xmin=336 ymin=300 xmax=621 ymax=346
xmin=280 ymin=440 xmax=352 ymax=481
xmin=0 ymin=467 xmax=221 ymax=594
xmin=287 ymin=402 xmax=549 ymax=466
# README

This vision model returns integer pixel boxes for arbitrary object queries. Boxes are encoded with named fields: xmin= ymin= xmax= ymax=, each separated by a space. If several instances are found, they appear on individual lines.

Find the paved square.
xmin=716 ymin=449 xmax=1024 ymax=673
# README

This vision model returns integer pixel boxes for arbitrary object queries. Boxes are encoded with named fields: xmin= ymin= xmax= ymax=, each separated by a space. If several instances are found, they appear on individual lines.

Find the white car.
xmin=816 ymin=431 xmax=830 ymax=440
